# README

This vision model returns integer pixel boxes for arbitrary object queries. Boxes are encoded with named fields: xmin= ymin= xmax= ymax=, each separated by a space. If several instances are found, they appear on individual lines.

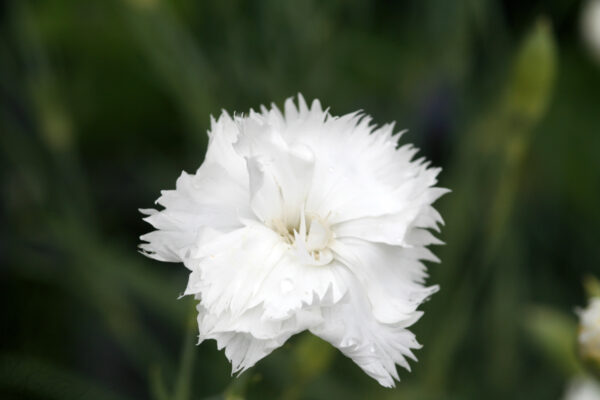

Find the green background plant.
xmin=1 ymin=1 xmax=599 ymax=399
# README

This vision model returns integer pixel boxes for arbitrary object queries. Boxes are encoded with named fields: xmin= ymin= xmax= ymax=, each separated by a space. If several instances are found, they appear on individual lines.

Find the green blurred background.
xmin=1 ymin=0 xmax=599 ymax=399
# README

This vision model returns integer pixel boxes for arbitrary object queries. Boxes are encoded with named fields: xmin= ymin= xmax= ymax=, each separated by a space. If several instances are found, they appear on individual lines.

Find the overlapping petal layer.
xmin=140 ymin=94 xmax=446 ymax=386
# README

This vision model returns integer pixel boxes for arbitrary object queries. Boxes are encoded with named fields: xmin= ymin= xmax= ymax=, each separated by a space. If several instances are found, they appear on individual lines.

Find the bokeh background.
xmin=2 ymin=1 xmax=600 ymax=399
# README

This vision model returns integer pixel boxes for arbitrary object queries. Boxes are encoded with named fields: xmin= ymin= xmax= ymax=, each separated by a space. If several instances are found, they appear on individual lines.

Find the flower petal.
xmin=331 ymin=238 xmax=438 ymax=324
xmin=139 ymin=164 xmax=251 ymax=261
xmin=234 ymin=118 xmax=315 ymax=225
xmin=311 ymin=268 xmax=423 ymax=387
xmin=185 ymin=223 xmax=347 ymax=321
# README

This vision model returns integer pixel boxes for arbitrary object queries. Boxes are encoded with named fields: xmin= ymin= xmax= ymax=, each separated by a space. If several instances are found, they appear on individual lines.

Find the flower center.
xmin=270 ymin=211 xmax=334 ymax=266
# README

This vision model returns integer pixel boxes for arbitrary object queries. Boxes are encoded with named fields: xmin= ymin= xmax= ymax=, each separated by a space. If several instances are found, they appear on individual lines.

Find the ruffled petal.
xmin=311 ymin=268 xmax=423 ymax=387
xmin=331 ymin=187 xmax=449 ymax=246
xmin=198 ymin=306 xmax=289 ymax=373
xmin=330 ymin=238 xmax=439 ymax=324
xmin=233 ymin=115 xmax=316 ymax=226
xmin=184 ymin=223 xmax=347 ymax=321
xmin=139 ymin=164 xmax=251 ymax=261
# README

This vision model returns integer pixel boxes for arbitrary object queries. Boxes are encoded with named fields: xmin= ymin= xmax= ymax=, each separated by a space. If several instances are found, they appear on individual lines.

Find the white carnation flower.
xmin=140 ymin=95 xmax=447 ymax=387
xmin=579 ymin=297 xmax=600 ymax=362
xmin=583 ymin=0 xmax=600 ymax=63
xmin=563 ymin=377 xmax=600 ymax=400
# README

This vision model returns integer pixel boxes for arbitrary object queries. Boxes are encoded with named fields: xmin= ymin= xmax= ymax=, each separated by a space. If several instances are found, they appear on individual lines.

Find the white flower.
xmin=579 ymin=297 xmax=600 ymax=362
xmin=140 ymin=95 xmax=447 ymax=387
xmin=582 ymin=0 xmax=600 ymax=63
xmin=563 ymin=377 xmax=600 ymax=400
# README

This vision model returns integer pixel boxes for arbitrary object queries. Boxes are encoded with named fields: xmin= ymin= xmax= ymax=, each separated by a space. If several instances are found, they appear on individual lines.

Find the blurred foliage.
xmin=1 ymin=0 xmax=600 ymax=399
xmin=523 ymin=306 xmax=581 ymax=378
xmin=584 ymin=275 xmax=600 ymax=299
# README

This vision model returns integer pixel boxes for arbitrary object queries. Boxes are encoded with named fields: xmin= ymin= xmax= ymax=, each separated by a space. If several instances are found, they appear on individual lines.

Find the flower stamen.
xmin=270 ymin=210 xmax=333 ymax=265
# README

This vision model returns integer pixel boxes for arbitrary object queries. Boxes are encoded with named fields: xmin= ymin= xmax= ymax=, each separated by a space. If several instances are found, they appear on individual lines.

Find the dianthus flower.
xmin=141 ymin=95 xmax=447 ymax=386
